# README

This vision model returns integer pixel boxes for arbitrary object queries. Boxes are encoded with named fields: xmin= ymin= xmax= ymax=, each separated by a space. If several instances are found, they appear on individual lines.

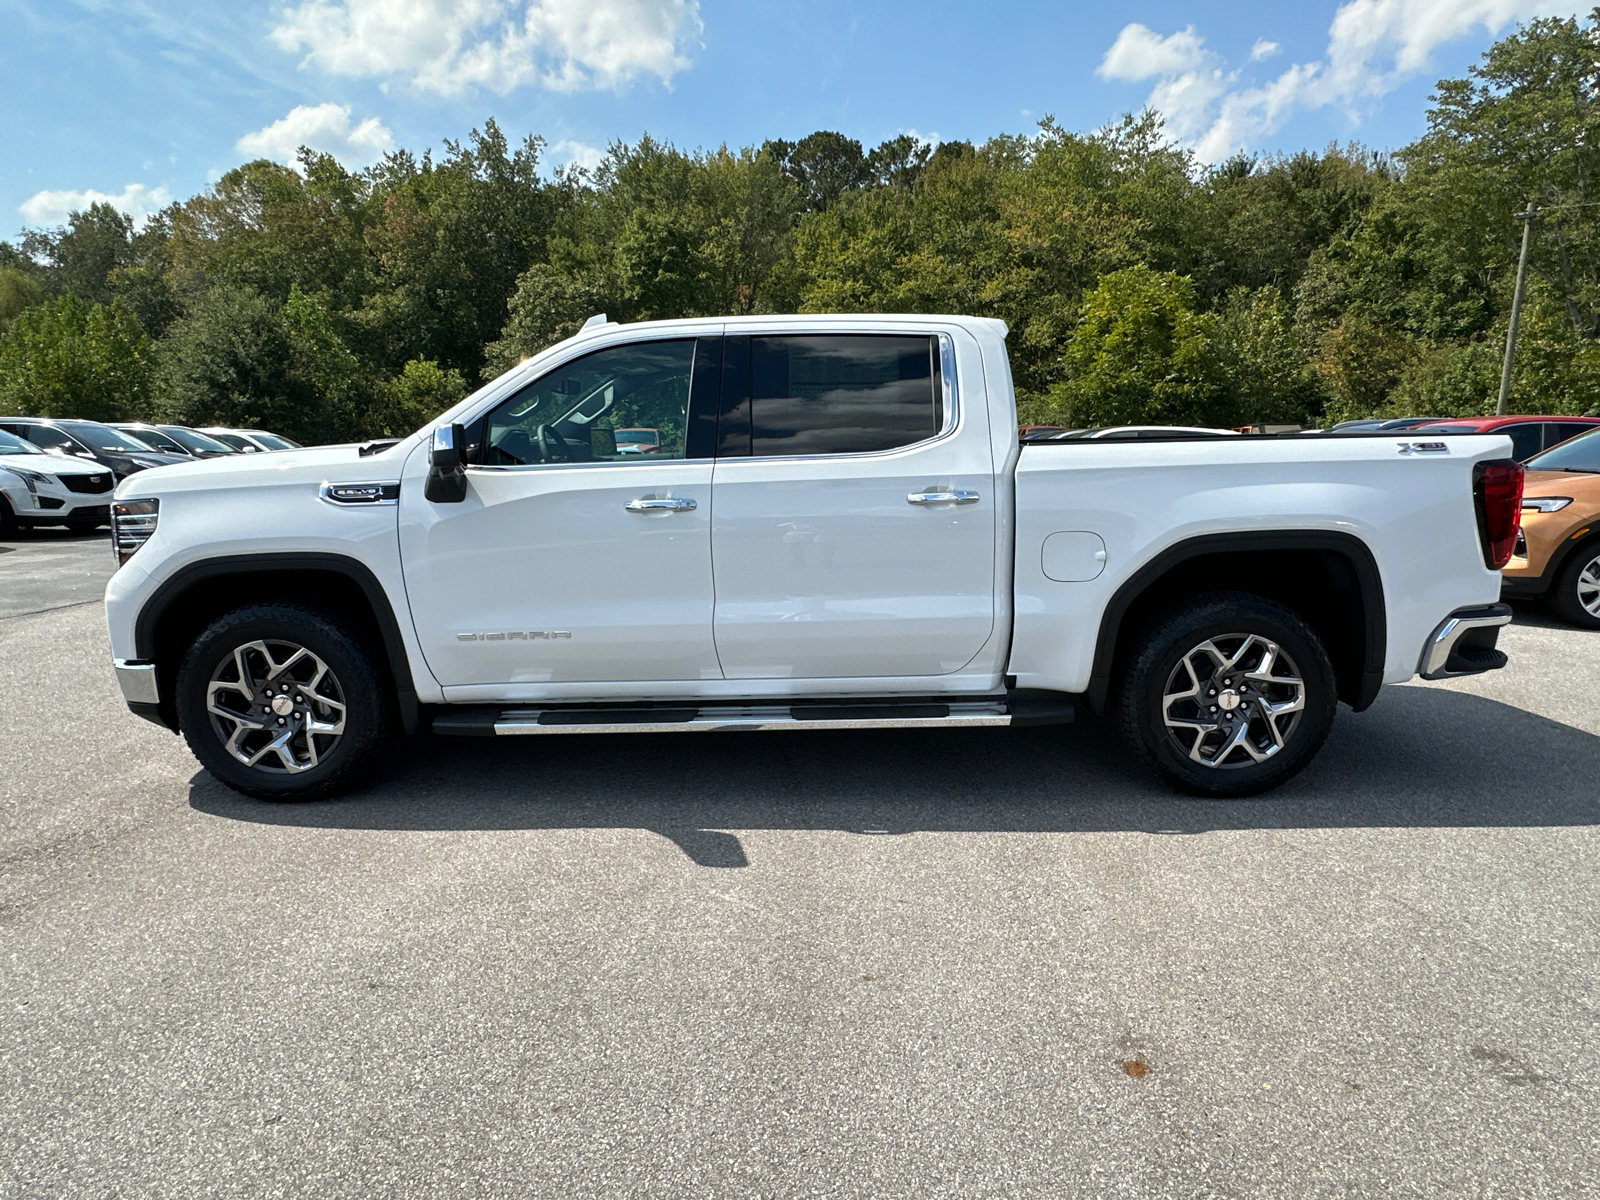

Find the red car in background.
xmin=1413 ymin=415 xmax=1600 ymax=461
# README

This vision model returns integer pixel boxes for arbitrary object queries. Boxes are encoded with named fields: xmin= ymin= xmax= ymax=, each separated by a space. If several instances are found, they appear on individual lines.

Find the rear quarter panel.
xmin=1009 ymin=435 xmax=1512 ymax=693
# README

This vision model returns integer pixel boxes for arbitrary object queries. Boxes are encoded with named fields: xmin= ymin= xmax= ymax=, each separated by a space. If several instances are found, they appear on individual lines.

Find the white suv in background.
xmin=0 ymin=428 xmax=117 ymax=534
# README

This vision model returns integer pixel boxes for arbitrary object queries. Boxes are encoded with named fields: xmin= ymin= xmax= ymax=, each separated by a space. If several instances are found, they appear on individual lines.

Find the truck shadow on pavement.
xmin=188 ymin=684 xmax=1600 ymax=868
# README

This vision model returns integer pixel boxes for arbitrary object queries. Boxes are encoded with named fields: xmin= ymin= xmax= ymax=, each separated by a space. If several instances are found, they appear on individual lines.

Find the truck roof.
xmin=570 ymin=313 xmax=1010 ymax=340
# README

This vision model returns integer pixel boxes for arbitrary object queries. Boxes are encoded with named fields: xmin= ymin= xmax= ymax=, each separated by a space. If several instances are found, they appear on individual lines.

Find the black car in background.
xmin=0 ymin=417 xmax=189 ymax=480
xmin=111 ymin=423 xmax=239 ymax=459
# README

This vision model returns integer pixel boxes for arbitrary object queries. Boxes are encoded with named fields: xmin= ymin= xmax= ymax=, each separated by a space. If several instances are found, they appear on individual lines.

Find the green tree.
xmin=0 ymin=293 xmax=152 ymax=420
xmin=156 ymin=284 xmax=365 ymax=444
xmin=19 ymin=203 xmax=136 ymax=305
xmin=364 ymin=358 xmax=468 ymax=437
xmin=1215 ymin=287 xmax=1325 ymax=425
xmin=1037 ymin=266 xmax=1230 ymax=428
xmin=0 ymin=268 xmax=44 ymax=334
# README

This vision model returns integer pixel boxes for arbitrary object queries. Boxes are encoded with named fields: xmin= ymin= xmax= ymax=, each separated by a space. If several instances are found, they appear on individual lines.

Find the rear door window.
xmin=1551 ymin=422 xmax=1595 ymax=448
xmin=740 ymin=335 xmax=943 ymax=457
xmin=1507 ymin=423 xmax=1546 ymax=460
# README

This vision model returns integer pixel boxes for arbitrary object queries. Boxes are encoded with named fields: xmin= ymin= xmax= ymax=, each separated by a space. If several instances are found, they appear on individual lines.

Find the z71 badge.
xmin=457 ymin=631 xmax=573 ymax=642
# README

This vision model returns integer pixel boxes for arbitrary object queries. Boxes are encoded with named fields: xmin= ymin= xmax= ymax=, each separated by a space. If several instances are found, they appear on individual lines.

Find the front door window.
xmin=480 ymin=340 xmax=696 ymax=466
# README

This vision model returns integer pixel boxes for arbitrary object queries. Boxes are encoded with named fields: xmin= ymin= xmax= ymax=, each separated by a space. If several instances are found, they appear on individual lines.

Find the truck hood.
xmin=113 ymin=442 xmax=410 ymax=499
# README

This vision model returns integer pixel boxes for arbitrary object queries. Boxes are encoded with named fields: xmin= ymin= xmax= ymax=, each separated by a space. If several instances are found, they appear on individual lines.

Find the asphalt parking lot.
xmin=3 ymin=529 xmax=1597 ymax=1198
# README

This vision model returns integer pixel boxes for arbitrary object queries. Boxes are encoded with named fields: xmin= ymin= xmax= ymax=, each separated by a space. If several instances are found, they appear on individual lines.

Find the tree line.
xmin=5 ymin=12 xmax=1600 ymax=443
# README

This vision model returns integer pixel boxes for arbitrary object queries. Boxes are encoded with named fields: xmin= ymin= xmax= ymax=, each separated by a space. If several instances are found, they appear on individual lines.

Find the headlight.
xmin=1521 ymin=496 xmax=1573 ymax=513
xmin=111 ymin=498 xmax=159 ymax=566
xmin=4 ymin=466 xmax=49 ymax=492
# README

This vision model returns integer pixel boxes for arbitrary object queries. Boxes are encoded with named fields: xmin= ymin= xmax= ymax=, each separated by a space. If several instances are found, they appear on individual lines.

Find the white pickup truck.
xmin=104 ymin=314 xmax=1523 ymax=801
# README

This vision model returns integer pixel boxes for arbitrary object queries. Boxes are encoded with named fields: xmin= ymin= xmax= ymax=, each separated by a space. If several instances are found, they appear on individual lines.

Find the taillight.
xmin=1473 ymin=459 xmax=1524 ymax=570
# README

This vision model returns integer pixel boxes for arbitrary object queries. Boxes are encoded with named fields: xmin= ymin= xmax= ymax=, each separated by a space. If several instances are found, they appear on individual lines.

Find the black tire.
xmin=0 ymin=496 xmax=16 ymax=538
xmin=1115 ymin=591 xmax=1338 ymax=798
xmin=175 ymin=602 xmax=395 ymax=801
xmin=1546 ymin=542 xmax=1600 ymax=630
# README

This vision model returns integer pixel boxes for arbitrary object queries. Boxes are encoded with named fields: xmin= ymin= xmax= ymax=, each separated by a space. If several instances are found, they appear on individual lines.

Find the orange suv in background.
xmin=1501 ymin=428 xmax=1600 ymax=627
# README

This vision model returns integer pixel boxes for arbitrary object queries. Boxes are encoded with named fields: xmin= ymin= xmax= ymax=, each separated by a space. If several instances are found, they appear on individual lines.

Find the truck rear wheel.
xmin=175 ymin=602 xmax=394 ymax=801
xmin=1116 ymin=592 xmax=1338 ymax=797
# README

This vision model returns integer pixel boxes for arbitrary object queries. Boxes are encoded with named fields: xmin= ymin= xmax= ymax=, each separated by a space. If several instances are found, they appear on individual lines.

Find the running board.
xmin=431 ymin=695 xmax=1074 ymax=737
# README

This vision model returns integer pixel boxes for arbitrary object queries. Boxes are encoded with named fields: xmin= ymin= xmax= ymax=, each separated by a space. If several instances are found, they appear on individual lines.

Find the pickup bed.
xmin=104 ymin=314 xmax=1522 ymax=800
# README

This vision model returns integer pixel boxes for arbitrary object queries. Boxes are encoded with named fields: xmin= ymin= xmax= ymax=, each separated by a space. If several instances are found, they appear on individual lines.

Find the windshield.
xmin=0 ymin=429 xmax=44 ymax=455
xmin=60 ymin=422 xmax=157 ymax=453
xmin=118 ymin=426 xmax=185 ymax=454
xmin=249 ymin=432 xmax=298 ymax=450
xmin=1527 ymin=427 xmax=1600 ymax=474
xmin=209 ymin=431 xmax=254 ymax=451
xmin=160 ymin=426 xmax=237 ymax=454
xmin=614 ymin=428 xmax=659 ymax=444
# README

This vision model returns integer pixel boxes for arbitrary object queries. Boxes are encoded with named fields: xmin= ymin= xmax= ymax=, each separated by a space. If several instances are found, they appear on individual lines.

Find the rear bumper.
xmin=1417 ymin=604 xmax=1513 ymax=680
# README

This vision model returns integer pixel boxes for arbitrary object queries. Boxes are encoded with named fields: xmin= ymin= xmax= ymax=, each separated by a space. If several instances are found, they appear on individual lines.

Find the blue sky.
xmin=0 ymin=0 xmax=1583 ymax=232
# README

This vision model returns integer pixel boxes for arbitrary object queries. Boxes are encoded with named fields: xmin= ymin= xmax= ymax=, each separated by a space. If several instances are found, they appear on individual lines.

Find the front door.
xmin=399 ymin=336 xmax=724 ymax=690
xmin=709 ymin=331 xmax=997 ymax=680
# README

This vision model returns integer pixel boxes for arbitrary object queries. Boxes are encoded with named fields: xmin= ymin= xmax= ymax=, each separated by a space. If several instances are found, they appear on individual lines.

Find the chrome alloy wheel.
xmin=206 ymin=640 xmax=347 ymax=773
xmin=1161 ymin=634 xmax=1305 ymax=769
xmin=1577 ymin=553 xmax=1600 ymax=618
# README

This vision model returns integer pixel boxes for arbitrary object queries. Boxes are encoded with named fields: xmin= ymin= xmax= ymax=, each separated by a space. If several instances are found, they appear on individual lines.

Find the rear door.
xmin=708 ymin=330 xmax=997 ymax=680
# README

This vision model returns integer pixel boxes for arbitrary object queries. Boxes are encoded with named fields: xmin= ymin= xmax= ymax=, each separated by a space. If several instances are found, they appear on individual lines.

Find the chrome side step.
xmin=431 ymin=695 xmax=1074 ymax=737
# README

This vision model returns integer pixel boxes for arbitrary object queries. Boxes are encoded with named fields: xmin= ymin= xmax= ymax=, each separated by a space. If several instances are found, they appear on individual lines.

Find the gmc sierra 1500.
xmin=104 ymin=314 xmax=1521 ymax=800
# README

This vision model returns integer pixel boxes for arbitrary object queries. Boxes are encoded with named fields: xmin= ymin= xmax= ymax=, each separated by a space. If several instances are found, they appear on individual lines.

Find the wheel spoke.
xmin=206 ymin=637 xmax=346 ymax=776
xmin=1579 ymin=557 xmax=1600 ymax=615
xmin=1162 ymin=630 xmax=1305 ymax=771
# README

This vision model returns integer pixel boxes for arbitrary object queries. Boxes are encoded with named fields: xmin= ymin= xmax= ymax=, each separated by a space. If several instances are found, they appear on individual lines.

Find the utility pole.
xmin=1497 ymin=203 xmax=1537 ymax=416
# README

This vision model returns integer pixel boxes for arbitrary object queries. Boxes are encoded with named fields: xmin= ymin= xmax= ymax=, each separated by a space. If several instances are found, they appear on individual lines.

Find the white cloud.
xmin=236 ymin=103 xmax=395 ymax=168
xmin=18 ymin=183 xmax=172 ymax=228
xmin=1100 ymin=0 xmax=1567 ymax=162
xmin=1098 ymin=24 xmax=1209 ymax=81
xmin=548 ymin=139 xmax=605 ymax=173
xmin=270 ymin=0 xmax=703 ymax=95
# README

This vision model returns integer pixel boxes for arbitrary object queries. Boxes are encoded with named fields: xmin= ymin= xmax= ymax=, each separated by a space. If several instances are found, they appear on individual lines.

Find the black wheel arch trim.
xmin=1084 ymin=529 xmax=1387 ymax=717
xmin=133 ymin=552 xmax=421 ymax=735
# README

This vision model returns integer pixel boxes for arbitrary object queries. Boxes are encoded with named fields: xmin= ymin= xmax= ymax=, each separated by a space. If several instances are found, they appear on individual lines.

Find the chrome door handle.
xmin=907 ymin=490 xmax=980 ymax=505
xmin=625 ymin=497 xmax=697 ymax=513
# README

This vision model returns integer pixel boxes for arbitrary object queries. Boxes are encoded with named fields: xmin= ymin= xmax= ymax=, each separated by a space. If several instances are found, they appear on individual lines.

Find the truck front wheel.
xmin=175 ymin=602 xmax=394 ymax=801
xmin=1116 ymin=592 xmax=1338 ymax=797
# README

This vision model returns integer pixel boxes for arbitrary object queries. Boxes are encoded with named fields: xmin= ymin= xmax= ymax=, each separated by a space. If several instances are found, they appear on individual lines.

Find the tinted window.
xmin=1526 ymin=427 xmax=1600 ymax=473
xmin=250 ymin=432 xmax=298 ymax=450
xmin=60 ymin=422 xmax=151 ymax=453
xmin=748 ymin=335 xmax=942 ymax=456
xmin=1507 ymin=423 xmax=1546 ymax=460
xmin=1552 ymin=422 xmax=1595 ymax=447
xmin=481 ymin=339 xmax=697 ymax=466
xmin=161 ymin=427 xmax=237 ymax=454
xmin=0 ymin=429 xmax=43 ymax=455
xmin=120 ymin=427 xmax=185 ymax=453
xmin=24 ymin=425 xmax=76 ymax=451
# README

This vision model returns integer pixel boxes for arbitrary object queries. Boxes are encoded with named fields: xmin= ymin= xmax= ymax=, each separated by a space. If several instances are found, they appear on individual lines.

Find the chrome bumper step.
xmin=432 ymin=695 xmax=1074 ymax=737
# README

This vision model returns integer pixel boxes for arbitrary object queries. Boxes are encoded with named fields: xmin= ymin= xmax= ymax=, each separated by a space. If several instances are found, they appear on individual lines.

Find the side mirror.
xmin=425 ymin=423 xmax=469 ymax=503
